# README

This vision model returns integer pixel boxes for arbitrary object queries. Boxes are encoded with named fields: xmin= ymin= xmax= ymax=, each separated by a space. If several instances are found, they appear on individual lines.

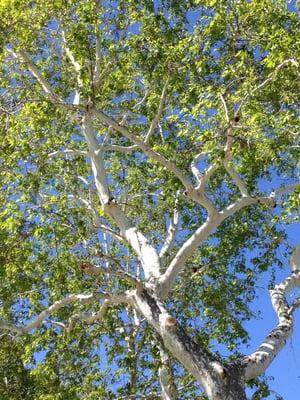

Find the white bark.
xmin=5 ymin=45 xmax=300 ymax=399
xmin=91 ymin=108 xmax=194 ymax=192
xmin=7 ymin=49 xmax=63 ymax=104
xmin=159 ymin=196 xmax=179 ymax=264
xmin=48 ymin=148 xmax=88 ymax=158
xmin=243 ymin=270 xmax=300 ymax=380
xmin=223 ymin=159 xmax=249 ymax=197
xmin=290 ymin=242 xmax=300 ymax=271
xmin=158 ymin=194 xmax=276 ymax=298
xmin=158 ymin=343 xmax=178 ymax=400
xmin=144 ymin=77 xmax=169 ymax=143
xmin=158 ymin=213 xmax=221 ymax=298
xmin=61 ymin=28 xmax=83 ymax=105
xmin=130 ymin=289 xmax=228 ymax=400
xmin=0 ymin=293 xmax=111 ymax=334
xmin=66 ymin=294 xmax=128 ymax=331
xmin=82 ymin=114 xmax=161 ymax=281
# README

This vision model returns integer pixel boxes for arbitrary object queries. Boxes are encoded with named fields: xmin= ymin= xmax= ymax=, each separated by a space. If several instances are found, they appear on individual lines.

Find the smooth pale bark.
xmin=242 ymin=270 xmax=300 ymax=380
xmin=82 ymin=114 xmax=161 ymax=281
xmin=158 ymin=343 xmax=179 ymax=400
xmin=158 ymin=195 xmax=275 ymax=298
xmin=130 ymin=288 xmax=247 ymax=400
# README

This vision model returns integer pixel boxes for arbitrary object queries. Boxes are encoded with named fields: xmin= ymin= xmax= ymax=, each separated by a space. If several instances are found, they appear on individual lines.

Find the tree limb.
xmin=83 ymin=263 xmax=143 ymax=289
xmin=159 ymin=196 xmax=180 ymax=264
xmin=237 ymin=59 xmax=299 ymax=114
xmin=66 ymin=293 xmax=128 ymax=331
xmin=158 ymin=194 xmax=277 ymax=298
xmin=144 ymin=77 xmax=170 ymax=143
xmin=274 ymin=182 xmax=300 ymax=195
xmin=83 ymin=114 xmax=161 ymax=281
xmin=91 ymin=107 xmax=194 ymax=192
xmin=61 ymin=28 xmax=83 ymax=104
xmin=242 ymin=269 xmax=300 ymax=381
xmin=0 ymin=293 xmax=109 ymax=334
xmin=48 ymin=148 xmax=88 ymax=158
xmin=223 ymin=159 xmax=249 ymax=197
xmin=158 ymin=342 xmax=179 ymax=400
xmin=7 ymin=49 xmax=63 ymax=104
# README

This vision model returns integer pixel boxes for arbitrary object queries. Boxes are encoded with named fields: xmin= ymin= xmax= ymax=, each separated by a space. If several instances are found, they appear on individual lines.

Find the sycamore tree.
xmin=0 ymin=1 xmax=299 ymax=399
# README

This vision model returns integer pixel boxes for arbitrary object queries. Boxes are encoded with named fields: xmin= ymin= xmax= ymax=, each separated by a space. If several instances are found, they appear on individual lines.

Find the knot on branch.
xmin=164 ymin=316 xmax=177 ymax=329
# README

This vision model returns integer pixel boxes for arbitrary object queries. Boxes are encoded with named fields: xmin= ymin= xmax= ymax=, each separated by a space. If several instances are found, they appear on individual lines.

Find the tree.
xmin=0 ymin=0 xmax=299 ymax=398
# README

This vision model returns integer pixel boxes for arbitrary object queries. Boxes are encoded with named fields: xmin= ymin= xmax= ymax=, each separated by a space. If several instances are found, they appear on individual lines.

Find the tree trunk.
xmin=130 ymin=288 xmax=248 ymax=400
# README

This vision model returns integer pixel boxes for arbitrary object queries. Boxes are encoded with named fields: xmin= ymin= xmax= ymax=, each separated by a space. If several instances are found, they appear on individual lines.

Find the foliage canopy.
xmin=0 ymin=1 xmax=299 ymax=399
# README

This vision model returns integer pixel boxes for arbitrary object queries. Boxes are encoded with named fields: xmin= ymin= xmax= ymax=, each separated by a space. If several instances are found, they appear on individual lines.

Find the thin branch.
xmin=274 ymin=182 xmax=300 ymax=195
xmin=237 ymin=58 xmax=299 ymax=114
xmin=0 ymin=293 xmax=108 ymax=334
xmin=219 ymin=93 xmax=230 ymax=123
xmin=158 ymin=341 xmax=179 ymax=400
xmin=144 ymin=77 xmax=170 ymax=143
xmin=7 ymin=49 xmax=63 ymax=103
xmin=223 ymin=159 xmax=249 ymax=197
xmin=92 ymin=223 xmax=125 ymax=243
xmin=191 ymin=152 xmax=205 ymax=183
xmin=91 ymin=107 xmax=194 ymax=192
xmin=83 ymin=263 xmax=143 ymax=289
xmin=93 ymin=0 xmax=102 ymax=89
xmin=133 ymin=86 xmax=150 ymax=110
xmin=195 ymin=163 xmax=219 ymax=192
xmin=67 ymin=294 xmax=128 ymax=331
xmin=61 ymin=29 xmax=83 ymax=88
xmin=96 ymin=87 xmax=151 ymax=154
xmin=67 ymin=194 xmax=125 ymax=242
xmin=102 ymin=144 xmax=138 ymax=153
xmin=48 ymin=148 xmax=88 ymax=158
xmin=159 ymin=195 xmax=180 ymax=263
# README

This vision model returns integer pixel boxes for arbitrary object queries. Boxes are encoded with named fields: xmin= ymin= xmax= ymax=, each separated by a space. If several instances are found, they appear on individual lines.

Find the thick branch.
xmin=83 ymin=114 xmax=161 ymax=280
xmin=158 ymin=213 xmax=221 ymax=298
xmin=130 ymin=289 xmax=227 ymax=400
xmin=61 ymin=30 xmax=82 ymax=86
xmin=158 ymin=194 xmax=276 ymax=298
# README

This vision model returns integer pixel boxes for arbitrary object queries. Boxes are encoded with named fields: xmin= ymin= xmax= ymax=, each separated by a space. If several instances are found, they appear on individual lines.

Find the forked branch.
xmin=242 ymin=266 xmax=300 ymax=380
xmin=0 ymin=292 xmax=111 ymax=334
